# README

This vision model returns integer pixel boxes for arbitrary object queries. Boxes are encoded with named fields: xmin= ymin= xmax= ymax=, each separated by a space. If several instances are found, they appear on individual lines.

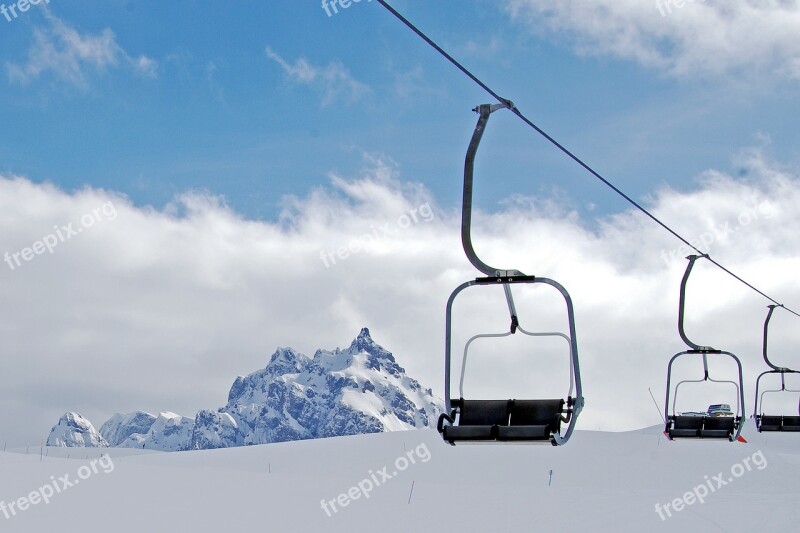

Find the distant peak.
xmin=347 ymin=327 xmax=385 ymax=356
xmin=265 ymin=347 xmax=310 ymax=375
xmin=64 ymin=412 xmax=89 ymax=425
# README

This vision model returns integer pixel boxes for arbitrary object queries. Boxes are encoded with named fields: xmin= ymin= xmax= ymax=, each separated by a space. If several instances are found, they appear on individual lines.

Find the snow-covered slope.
xmin=46 ymin=412 xmax=108 ymax=448
xmin=7 ymin=424 xmax=799 ymax=532
xmin=191 ymin=327 xmax=443 ymax=448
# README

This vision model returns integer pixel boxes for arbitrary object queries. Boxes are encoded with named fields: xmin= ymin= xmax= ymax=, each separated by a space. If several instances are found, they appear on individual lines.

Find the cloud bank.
xmin=505 ymin=0 xmax=800 ymax=79
xmin=2 ymin=150 xmax=800 ymax=445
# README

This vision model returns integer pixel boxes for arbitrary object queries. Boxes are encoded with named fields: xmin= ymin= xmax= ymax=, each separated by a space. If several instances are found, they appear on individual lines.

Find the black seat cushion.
xmin=669 ymin=416 xmax=703 ymax=438
xmin=700 ymin=416 xmax=735 ymax=438
xmin=457 ymin=400 xmax=510 ymax=426
xmin=510 ymin=399 xmax=564 ymax=428
xmin=759 ymin=415 xmax=783 ymax=432
xmin=442 ymin=425 xmax=495 ymax=441
xmin=497 ymin=425 xmax=551 ymax=440
xmin=440 ymin=400 xmax=510 ymax=443
xmin=497 ymin=399 xmax=565 ymax=442
xmin=782 ymin=416 xmax=800 ymax=431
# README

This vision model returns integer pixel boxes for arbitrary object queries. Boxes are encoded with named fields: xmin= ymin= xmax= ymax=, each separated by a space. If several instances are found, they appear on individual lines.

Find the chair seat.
xmin=669 ymin=428 xmax=701 ymax=438
xmin=758 ymin=415 xmax=800 ymax=432
xmin=441 ymin=399 xmax=565 ymax=444
xmin=442 ymin=425 xmax=495 ymax=441
xmin=497 ymin=425 xmax=551 ymax=441
xmin=783 ymin=416 xmax=800 ymax=431
xmin=759 ymin=415 xmax=783 ymax=432
xmin=700 ymin=429 xmax=731 ymax=438
xmin=668 ymin=415 xmax=736 ymax=439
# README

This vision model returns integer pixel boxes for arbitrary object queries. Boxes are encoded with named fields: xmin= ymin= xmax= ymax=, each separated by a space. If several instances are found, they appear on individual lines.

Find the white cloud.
xmin=132 ymin=55 xmax=158 ymax=79
xmin=2 ymin=150 xmax=800 ymax=444
xmin=266 ymin=46 xmax=370 ymax=105
xmin=505 ymin=0 xmax=800 ymax=79
xmin=7 ymin=11 xmax=158 ymax=86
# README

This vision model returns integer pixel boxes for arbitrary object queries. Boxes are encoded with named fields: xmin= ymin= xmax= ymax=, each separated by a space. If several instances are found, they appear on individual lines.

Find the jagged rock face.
xmin=116 ymin=412 xmax=194 ymax=451
xmin=100 ymin=411 xmax=158 ymax=447
xmin=47 ymin=412 xmax=108 ymax=448
xmin=47 ymin=329 xmax=443 ymax=451
xmin=190 ymin=328 xmax=443 ymax=449
xmin=190 ymin=410 xmax=243 ymax=449
xmin=97 ymin=411 xmax=194 ymax=451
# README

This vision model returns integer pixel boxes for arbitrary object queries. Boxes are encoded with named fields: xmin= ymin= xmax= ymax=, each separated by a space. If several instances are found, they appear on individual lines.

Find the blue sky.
xmin=3 ymin=1 xmax=800 ymax=444
xmin=2 ymin=0 xmax=798 ymax=221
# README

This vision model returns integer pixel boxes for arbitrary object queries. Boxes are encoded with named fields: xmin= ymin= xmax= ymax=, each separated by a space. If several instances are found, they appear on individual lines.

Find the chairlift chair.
xmin=437 ymin=103 xmax=584 ymax=446
xmin=664 ymin=255 xmax=745 ymax=441
xmin=753 ymin=305 xmax=800 ymax=432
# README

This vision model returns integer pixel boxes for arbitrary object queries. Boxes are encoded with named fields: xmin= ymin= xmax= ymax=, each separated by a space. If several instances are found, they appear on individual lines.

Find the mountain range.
xmin=46 ymin=328 xmax=443 ymax=451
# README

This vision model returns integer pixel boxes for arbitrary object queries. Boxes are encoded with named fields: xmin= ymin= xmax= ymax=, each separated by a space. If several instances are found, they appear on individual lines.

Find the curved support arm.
xmin=462 ymin=103 xmax=522 ymax=277
xmin=678 ymin=255 xmax=714 ymax=351
xmin=763 ymin=305 xmax=791 ymax=371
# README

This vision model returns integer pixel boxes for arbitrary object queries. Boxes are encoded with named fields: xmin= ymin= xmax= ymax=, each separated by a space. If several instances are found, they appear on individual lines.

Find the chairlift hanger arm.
xmin=678 ymin=255 xmax=715 ymax=352
xmin=763 ymin=304 xmax=793 ymax=372
xmin=462 ymin=102 xmax=522 ymax=278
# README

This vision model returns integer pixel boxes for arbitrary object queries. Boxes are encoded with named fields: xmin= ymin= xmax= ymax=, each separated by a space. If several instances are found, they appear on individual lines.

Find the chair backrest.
xmin=509 ymin=399 xmax=565 ymax=429
xmin=783 ymin=416 xmax=800 ymax=427
xmin=704 ymin=417 xmax=735 ymax=431
xmin=459 ymin=400 xmax=510 ymax=426
xmin=672 ymin=415 xmax=704 ymax=430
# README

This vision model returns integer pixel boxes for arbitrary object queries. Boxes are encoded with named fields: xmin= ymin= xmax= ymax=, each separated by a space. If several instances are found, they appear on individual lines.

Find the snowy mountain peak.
xmin=194 ymin=328 xmax=443 ymax=449
xmin=311 ymin=328 xmax=400 ymax=375
xmin=99 ymin=411 xmax=193 ymax=452
xmin=351 ymin=327 xmax=375 ymax=350
xmin=348 ymin=327 xmax=393 ymax=360
xmin=47 ymin=412 xmax=108 ymax=448
xmin=266 ymin=347 xmax=311 ymax=376
xmin=100 ymin=411 xmax=157 ymax=447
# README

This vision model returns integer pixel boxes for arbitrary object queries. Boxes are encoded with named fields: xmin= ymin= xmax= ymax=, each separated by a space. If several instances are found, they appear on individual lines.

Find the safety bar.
xmin=458 ymin=328 xmax=573 ymax=400
xmin=753 ymin=369 xmax=800 ymax=418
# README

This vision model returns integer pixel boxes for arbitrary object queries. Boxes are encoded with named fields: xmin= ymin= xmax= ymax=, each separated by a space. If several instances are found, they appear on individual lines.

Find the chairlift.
xmin=437 ymin=103 xmax=584 ymax=446
xmin=664 ymin=255 xmax=745 ymax=441
xmin=753 ymin=305 xmax=800 ymax=432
